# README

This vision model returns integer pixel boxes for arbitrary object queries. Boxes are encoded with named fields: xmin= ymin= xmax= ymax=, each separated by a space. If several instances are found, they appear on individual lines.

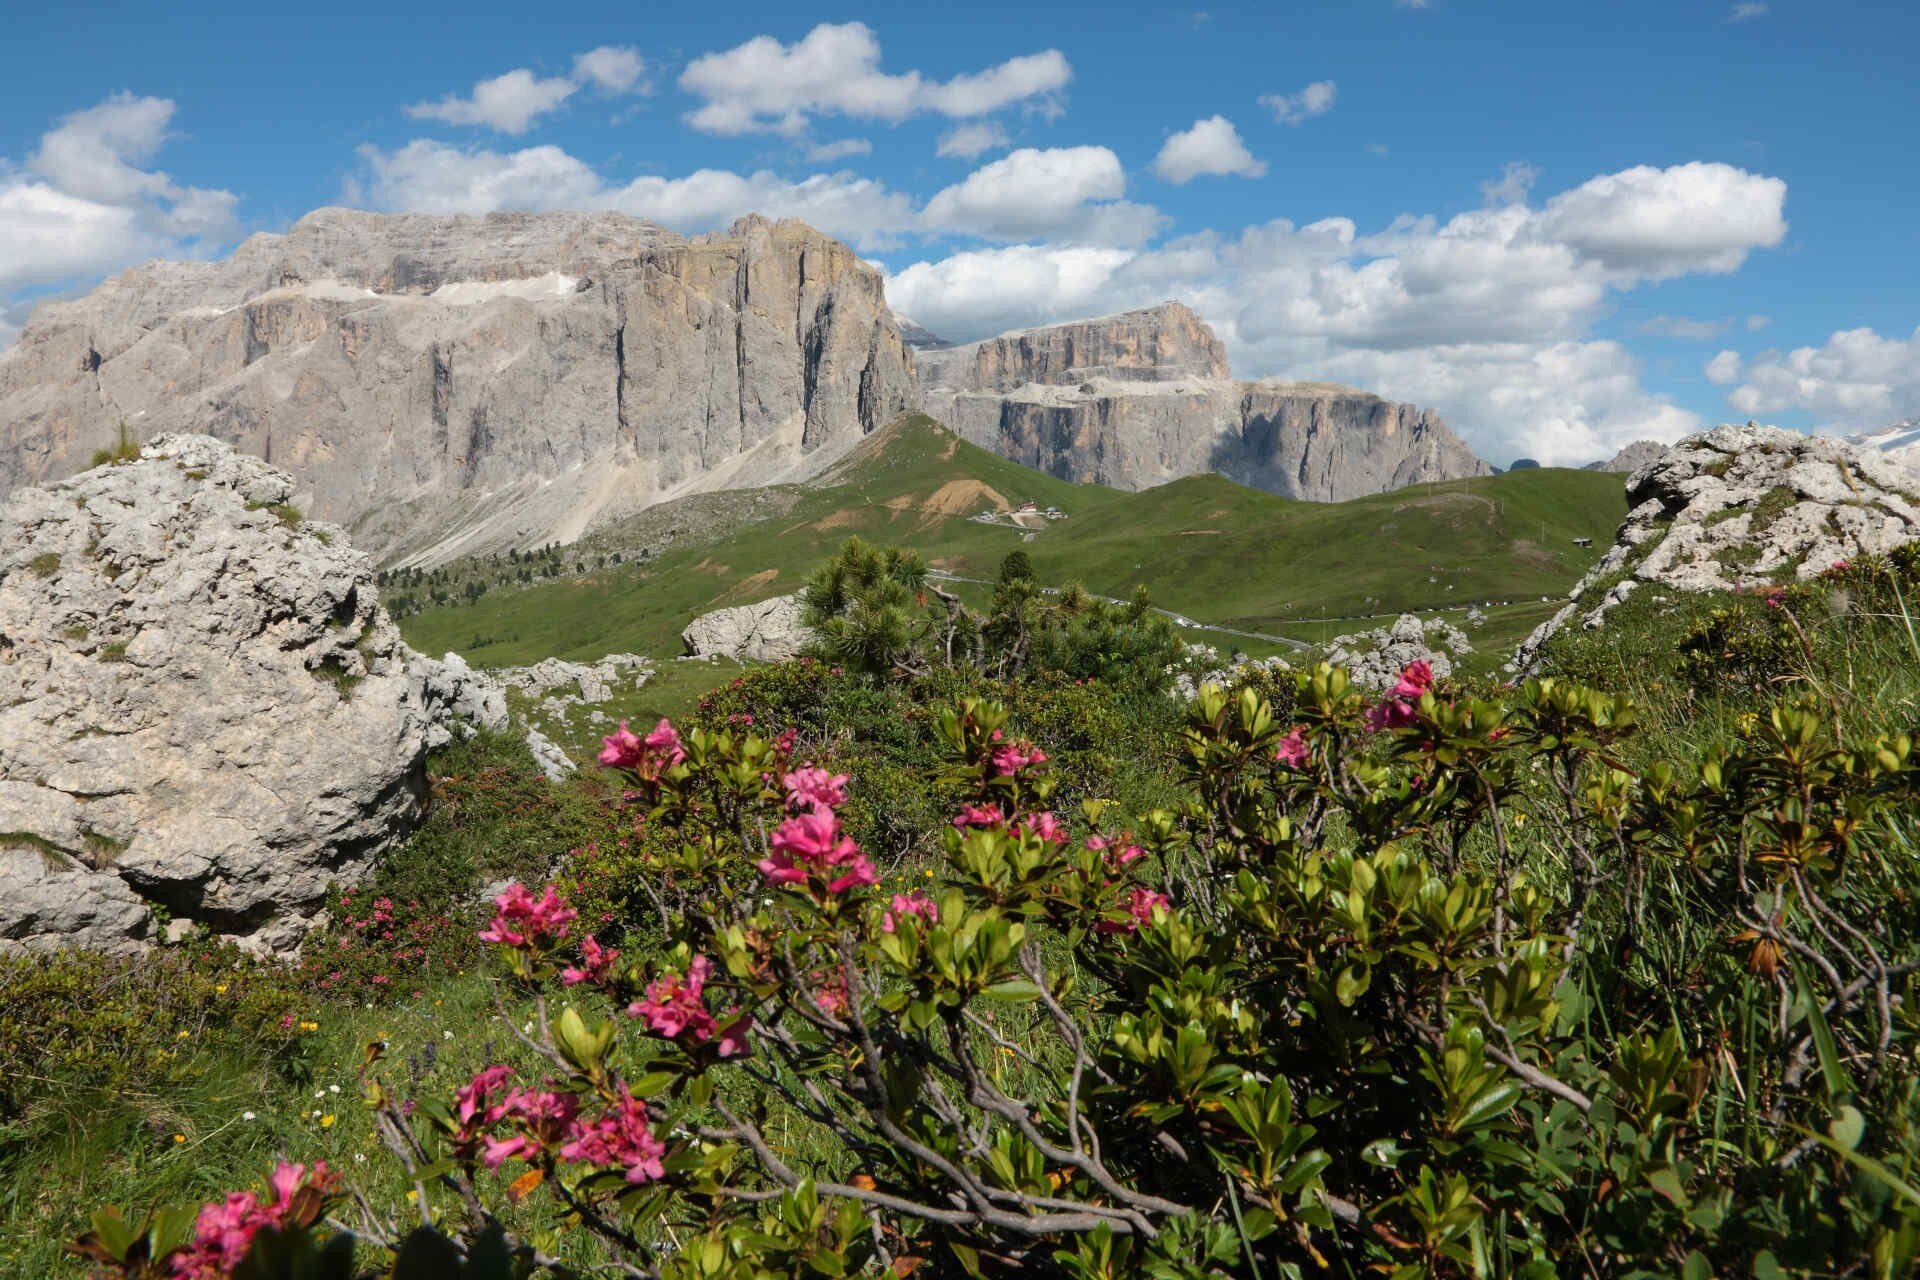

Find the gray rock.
xmin=683 ymin=593 xmax=812 ymax=661
xmin=410 ymin=650 xmax=509 ymax=750
xmin=1584 ymin=439 xmax=1669 ymax=473
xmin=1325 ymin=613 xmax=1473 ymax=692
xmin=0 ymin=434 xmax=436 ymax=953
xmin=0 ymin=210 xmax=917 ymax=568
xmin=523 ymin=729 xmax=576 ymax=783
xmin=919 ymin=303 xmax=1489 ymax=502
xmin=1515 ymin=423 xmax=1920 ymax=670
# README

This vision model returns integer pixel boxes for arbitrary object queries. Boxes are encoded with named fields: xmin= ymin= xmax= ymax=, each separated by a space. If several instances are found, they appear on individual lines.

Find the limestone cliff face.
xmin=0 ymin=209 xmax=916 ymax=564
xmin=915 ymin=302 xmax=1229 ymax=393
xmin=921 ymin=304 xmax=1488 ymax=501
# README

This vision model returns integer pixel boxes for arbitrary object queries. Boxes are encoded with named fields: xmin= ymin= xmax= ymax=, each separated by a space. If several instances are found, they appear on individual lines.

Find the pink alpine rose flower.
xmin=1018 ymin=812 xmax=1069 ymax=844
xmin=1096 ymin=887 xmax=1173 ymax=935
xmin=882 ymin=891 xmax=939 ymax=933
xmin=629 ymin=956 xmax=716 ymax=1042
xmin=597 ymin=721 xmax=643 ymax=768
xmin=783 ymin=766 xmax=851 ymax=810
xmin=952 ymin=802 xmax=1004 ymax=829
xmin=560 ymin=1086 xmax=666 ymax=1185
xmin=1274 ymin=726 xmax=1309 ymax=769
xmin=561 ymin=935 xmax=619 ymax=987
xmin=478 ymin=883 xmax=577 ymax=947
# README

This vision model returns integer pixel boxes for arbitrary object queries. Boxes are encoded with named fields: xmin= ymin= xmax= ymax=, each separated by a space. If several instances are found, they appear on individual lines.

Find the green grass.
xmin=400 ymin=414 xmax=1625 ymax=668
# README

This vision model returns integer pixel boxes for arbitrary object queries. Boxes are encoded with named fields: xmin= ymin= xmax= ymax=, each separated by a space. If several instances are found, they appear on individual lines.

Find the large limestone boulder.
xmin=1515 ymin=424 xmax=1920 ymax=671
xmin=683 ymin=594 xmax=811 ymax=662
xmin=0 ymin=435 xmax=436 ymax=953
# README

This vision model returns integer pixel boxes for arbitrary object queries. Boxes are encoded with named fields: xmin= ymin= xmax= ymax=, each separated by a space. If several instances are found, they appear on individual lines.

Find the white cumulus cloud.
xmin=573 ymin=46 xmax=647 ymax=94
xmin=351 ymin=139 xmax=918 ymax=251
xmin=806 ymin=138 xmax=873 ymax=163
xmin=1705 ymin=350 xmax=1743 ymax=383
xmin=1260 ymin=80 xmax=1337 ymax=125
xmin=404 ymin=48 xmax=651 ymax=135
xmin=1721 ymin=326 xmax=1920 ymax=426
xmin=922 ymin=146 xmax=1163 ymax=245
xmin=406 ymin=69 xmax=580 ymax=134
xmin=1535 ymin=161 xmax=1787 ymax=278
xmin=887 ymin=159 xmax=1791 ymax=464
xmin=678 ymin=23 xmax=1069 ymax=136
xmin=937 ymin=122 xmax=1011 ymax=160
xmin=0 ymin=94 xmax=237 ymax=335
xmin=1152 ymin=116 xmax=1266 ymax=184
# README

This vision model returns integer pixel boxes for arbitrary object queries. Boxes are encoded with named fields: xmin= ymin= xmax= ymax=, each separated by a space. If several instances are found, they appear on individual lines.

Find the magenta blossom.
xmin=1274 ymin=726 xmax=1309 ymax=769
xmin=560 ymin=1086 xmax=666 ymax=1186
xmin=783 ymin=766 xmax=850 ymax=810
xmin=989 ymin=740 xmax=1049 ymax=776
xmin=883 ymin=891 xmax=939 ymax=934
xmin=1017 ymin=811 xmax=1069 ymax=844
xmin=455 ymin=1065 xmax=515 ymax=1128
xmin=170 ymin=1163 xmax=336 ymax=1280
xmin=1096 ymin=887 xmax=1173 ymax=935
xmin=952 ymin=803 xmax=1004 ymax=829
xmin=630 ymin=956 xmax=716 ymax=1041
xmin=597 ymin=721 xmax=643 ymax=768
xmin=561 ymin=935 xmax=620 ymax=987
xmin=759 ymin=807 xmax=876 ymax=894
xmin=478 ymin=883 xmax=577 ymax=948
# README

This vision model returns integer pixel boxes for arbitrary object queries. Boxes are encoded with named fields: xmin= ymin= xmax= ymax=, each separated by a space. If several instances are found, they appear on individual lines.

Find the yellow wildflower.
xmin=172 ymin=1133 xmax=186 ymax=1144
xmin=320 ymin=1114 xmax=336 ymax=1128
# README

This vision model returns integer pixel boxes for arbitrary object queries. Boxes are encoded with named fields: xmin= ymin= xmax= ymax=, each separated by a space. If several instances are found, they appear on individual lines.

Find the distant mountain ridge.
xmin=918 ymin=301 xmax=1490 ymax=502
xmin=0 ymin=208 xmax=917 ymax=566
xmin=0 ymin=211 xmax=1489 ymax=561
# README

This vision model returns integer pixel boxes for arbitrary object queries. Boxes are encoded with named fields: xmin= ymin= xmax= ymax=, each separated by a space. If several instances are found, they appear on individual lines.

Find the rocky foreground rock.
xmin=1325 ymin=614 xmax=1473 ymax=691
xmin=1516 ymin=423 xmax=1920 ymax=671
xmin=682 ymin=594 xmax=812 ymax=661
xmin=918 ymin=302 xmax=1490 ymax=502
xmin=0 ymin=435 xmax=443 ymax=953
xmin=0 ymin=209 xmax=917 ymax=567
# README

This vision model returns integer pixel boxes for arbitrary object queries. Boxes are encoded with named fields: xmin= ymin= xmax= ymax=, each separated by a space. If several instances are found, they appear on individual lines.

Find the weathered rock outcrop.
xmin=916 ymin=303 xmax=1230 ymax=393
xmin=0 ymin=435 xmax=437 ymax=954
xmin=1847 ymin=421 xmax=1920 ymax=478
xmin=1584 ymin=440 xmax=1669 ymax=474
xmin=683 ymin=594 xmax=811 ymax=661
xmin=919 ymin=303 xmax=1488 ymax=501
xmin=1515 ymin=424 xmax=1920 ymax=671
xmin=1325 ymin=614 xmax=1473 ymax=691
xmin=0 ymin=209 xmax=918 ymax=567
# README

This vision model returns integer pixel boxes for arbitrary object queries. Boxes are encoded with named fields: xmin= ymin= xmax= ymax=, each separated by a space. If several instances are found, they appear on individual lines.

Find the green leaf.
xmin=1792 ymin=961 xmax=1852 ymax=1102
xmin=982 ymin=979 xmax=1043 ymax=1002
xmin=1830 ymin=1103 xmax=1866 ymax=1152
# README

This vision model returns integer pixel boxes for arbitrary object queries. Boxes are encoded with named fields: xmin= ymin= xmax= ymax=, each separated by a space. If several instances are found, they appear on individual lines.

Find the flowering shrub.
xmin=79 ymin=661 xmax=1920 ymax=1278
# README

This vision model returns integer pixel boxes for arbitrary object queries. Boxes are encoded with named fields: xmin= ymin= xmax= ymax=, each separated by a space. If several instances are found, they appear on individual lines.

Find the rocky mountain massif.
xmin=917 ymin=302 xmax=1491 ymax=501
xmin=1515 ymin=423 xmax=1920 ymax=671
xmin=0 ymin=214 xmax=1489 ymax=564
xmin=0 ymin=209 xmax=916 ymax=567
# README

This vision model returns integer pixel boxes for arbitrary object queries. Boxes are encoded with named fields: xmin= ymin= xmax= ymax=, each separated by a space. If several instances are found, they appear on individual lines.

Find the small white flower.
xmin=329 ymin=1084 xmax=341 ymax=1094
xmin=314 ymin=1091 xmax=325 ymax=1099
xmin=443 ymin=1031 xmax=454 ymax=1040
xmin=353 ymin=1152 xmax=367 ymax=1164
xmin=311 ymin=1109 xmax=323 ymax=1118
xmin=242 ymin=1111 xmax=257 ymax=1121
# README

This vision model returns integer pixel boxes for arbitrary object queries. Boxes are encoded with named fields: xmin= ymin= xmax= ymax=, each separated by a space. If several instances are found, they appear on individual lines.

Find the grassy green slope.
xmin=401 ymin=415 xmax=1627 ymax=668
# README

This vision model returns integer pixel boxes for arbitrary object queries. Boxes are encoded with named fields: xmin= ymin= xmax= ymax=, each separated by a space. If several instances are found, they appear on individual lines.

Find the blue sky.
xmin=3 ymin=0 xmax=1916 ymax=464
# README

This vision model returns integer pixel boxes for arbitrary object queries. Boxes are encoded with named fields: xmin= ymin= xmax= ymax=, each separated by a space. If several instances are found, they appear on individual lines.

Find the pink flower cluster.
xmin=882 ymin=891 xmax=938 ymax=934
xmin=1274 ymin=726 xmax=1310 ymax=769
xmin=1364 ymin=660 xmax=1435 ymax=732
xmin=598 ymin=718 xmax=688 ymax=778
xmin=629 ymin=955 xmax=751 ymax=1057
xmin=452 ymin=1068 xmax=667 ymax=1186
xmin=478 ymin=883 xmax=577 ymax=948
xmin=1017 ymin=811 xmax=1069 ymax=845
xmin=561 ymin=935 xmax=619 ymax=987
xmin=988 ymin=731 xmax=1049 ymax=777
xmin=952 ymin=802 xmax=1004 ymax=829
xmin=1085 ymin=833 xmax=1144 ymax=871
xmin=759 ymin=769 xmax=877 ymax=895
xmin=559 ymin=1086 xmax=668 ymax=1185
xmin=170 ymin=1162 xmax=336 ymax=1279
xmin=1095 ymin=886 xmax=1173 ymax=935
